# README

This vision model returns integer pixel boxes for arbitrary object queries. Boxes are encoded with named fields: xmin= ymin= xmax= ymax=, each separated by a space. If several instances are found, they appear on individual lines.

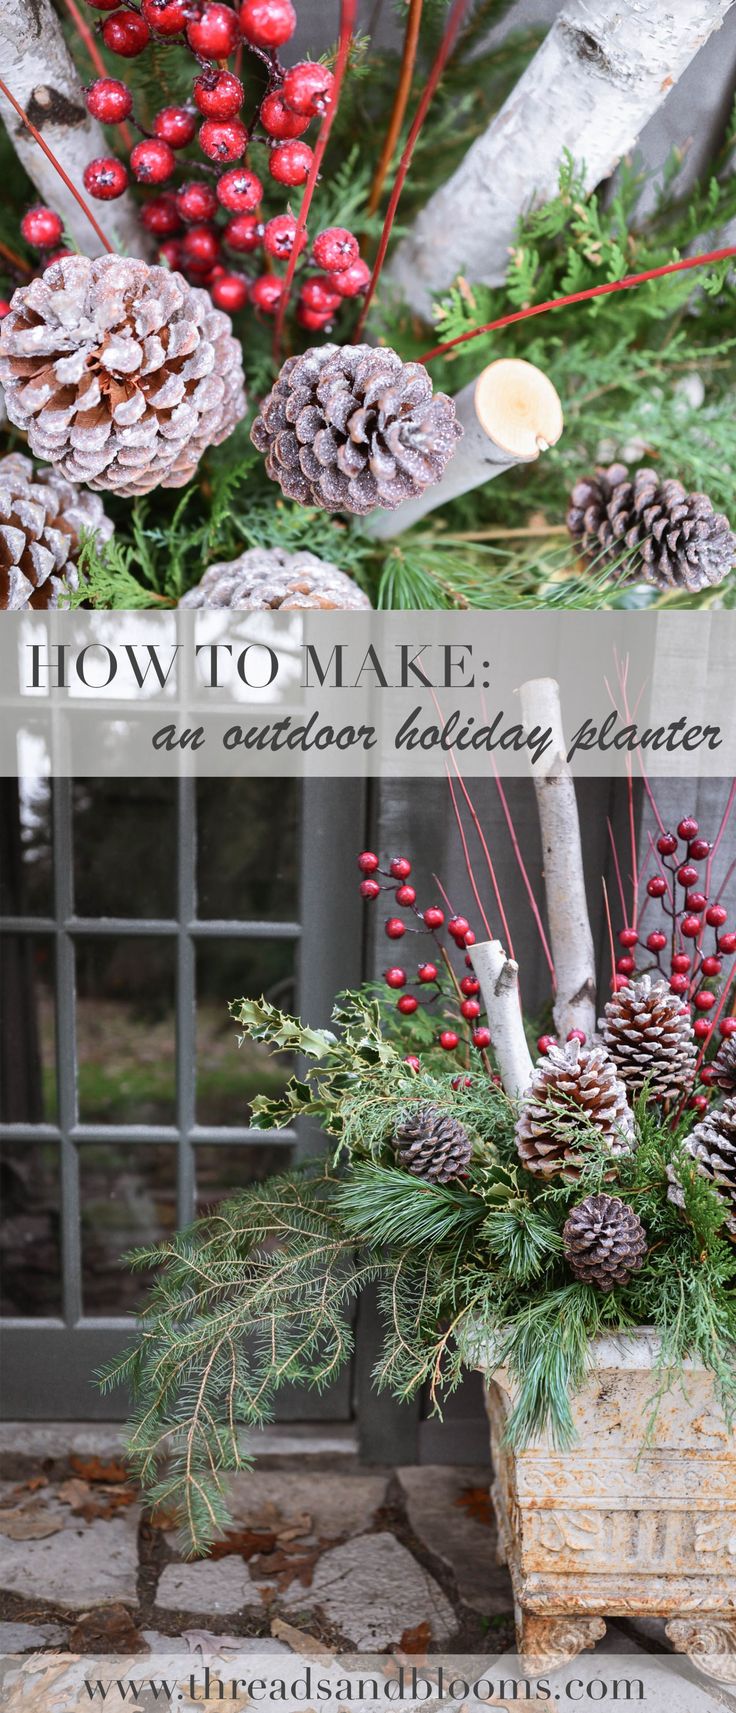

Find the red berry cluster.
xmin=357 ymin=851 xmax=491 ymax=1070
xmin=14 ymin=0 xmax=368 ymax=327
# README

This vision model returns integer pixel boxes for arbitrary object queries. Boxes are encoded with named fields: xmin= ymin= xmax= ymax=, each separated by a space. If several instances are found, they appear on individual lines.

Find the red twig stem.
xmin=444 ymin=770 xmax=494 ymax=942
xmin=606 ymin=817 xmax=629 ymax=930
xmin=601 ymin=877 xmax=617 ymax=995
xmin=59 ymin=0 xmax=134 ymax=151
xmin=0 ymin=75 xmax=114 ymax=255
xmin=366 ymin=0 xmax=423 ymax=217
xmin=272 ymin=0 xmax=358 ymax=364
xmin=418 ymin=247 xmax=736 ymax=364
xmin=353 ymin=0 xmax=472 ymax=342
xmin=493 ymin=764 xmax=556 ymax=985
xmin=0 ymin=239 xmax=32 ymax=277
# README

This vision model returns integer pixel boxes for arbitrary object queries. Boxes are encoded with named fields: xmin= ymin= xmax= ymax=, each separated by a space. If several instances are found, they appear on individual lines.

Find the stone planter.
xmin=478 ymin=1330 xmax=736 ymax=1683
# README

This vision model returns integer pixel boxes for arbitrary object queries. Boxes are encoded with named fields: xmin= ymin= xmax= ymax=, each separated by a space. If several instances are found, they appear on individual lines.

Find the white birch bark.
xmin=366 ymin=358 xmax=563 ymax=539
xmin=0 ymin=0 xmax=151 ymax=259
xmin=469 ymin=939 xmax=533 ymax=1100
xmin=386 ymin=0 xmax=736 ymax=318
xmin=520 ymin=677 xmax=597 ymax=1043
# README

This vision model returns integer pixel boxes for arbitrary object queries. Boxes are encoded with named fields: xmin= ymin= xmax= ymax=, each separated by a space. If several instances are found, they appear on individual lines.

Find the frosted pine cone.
xmin=395 ymin=1104 xmax=472 ymax=1184
xmin=180 ymin=547 xmax=371 ymax=610
xmin=251 ymin=343 xmax=462 ymax=515
xmin=567 ymin=463 xmax=736 ymax=593
xmin=667 ymin=1096 xmax=736 ymax=1239
xmin=0 ymin=255 xmax=246 ymax=498
xmin=0 ymin=451 xmax=112 ymax=610
xmin=712 ymin=1036 xmax=736 ymax=1096
xmin=601 ymin=975 xmax=697 ymax=1106
xmin=563 ymin=1193 xmax=648 ymax=1290
xmin=516 ymin=1039 xmax=635 ymax=1180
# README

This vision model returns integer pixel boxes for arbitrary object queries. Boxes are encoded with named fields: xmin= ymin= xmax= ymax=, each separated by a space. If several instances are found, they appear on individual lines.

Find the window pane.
xmin=0 ymin=1141 xmax=61 ymax=1316
xmin=75 ymin=938 xmax=176 ymax=1124
xmin=196 ymin=1142 xmax=294 ymax=1215
xmin=196 ymin=938 xmax=296 ymax=1126
xmin=72 ymin=780 xmax=177 ymax=919
xmin=0 ymin=935 xmax=57 ymax=1124
xmin=0 ymin=778 xmax=53 ymax=917
xmin=80 ymin=1144 xmax=177 ymax=1314
xmin=196 ymin=780 xmax=301 ymax=920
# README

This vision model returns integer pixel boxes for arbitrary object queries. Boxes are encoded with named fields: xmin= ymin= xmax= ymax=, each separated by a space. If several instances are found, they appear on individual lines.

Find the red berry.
xmin=223 ymin=213 xmax=261 ymax=253
xmin=618 ymin=927 xmax=638 ymax=948
xmin=264 ymin=215 xmax=306 ymax=261
xmin=537 ymin=1034 xmax=557 ymax=1054
xmin=298 ymin=295 xmax=332 ymax=327
xmin=395 ymin=884 xmax=416 ymax=907
xmin=390 ymin=857 xmax=412 ymax=880
xmin=397 ymin=994 xmax=418 ymax=1015
xmin=647 ymin=875 xmax=667 ymax=898
xmin=719 ymin=1016 xmax=736 ymax=1036
xmin=20 ymin=206 xmax=63 ymax=247
xmin=239 ymin=0 xmax=296 ymax=46
xmin=686 ymin=892 xmax=708 ymax=913
xmin=566 ymin=1028 xmax=587 ymax=1045
xmin=448 ymin=915 xmax=470 ymax=941
xmin=130 ymin=138 xmax=176 ymax=184
xmin=694 ymin=1019 xmax=713 ymax=1040
xmin=102 ymin=10 xmax=151 ymax=54
xmin=300 ymin=276 xmax=341 ymax=315
xmin=385 ymin=967 xmax=406 ymax=990
xmin=269 ymin=140 xmax=313 ymax=186
xmin=657 ymin=833 xmax=678 ymax=856
xmin=689 ymin=1094 xmax=709 ymax=1114
xmin=681 ymin=914 xmax=702 ymax=939
xmin=611 ymin=974 xmax=630 ymax=991
xmin=181 ymin=224 xmax=220 ymax=268
xmin=671 ymin=953 xmax=691 ymax=973
xmin=694 ymin=990 xmax=715 ymax=1011
xmin=153 ymin=106 xmax=196 ymax=148
xmin=677 ymin=864 xmax=699 ymax=888
xmin=472 ymin=1027 xmax=491 ymax=1050
xmin=210 ymin=271 xmax=248 ymax=311
xmin=418 ymin=962 xmax=438 ymax=983
xmin=216 ymin=167 xmax=262 ymax=211
xmin=359 ymin=878 xmax=380 ymax=901
xmin=158 ymin=239 xmax=182 ymax=269
xmin=701 ymin=1064 xmax=718 ymax=1084
xmin=423 ymin=906 xmax=444 ymax=930
xmin=464 ymin=929 xmax=476 ymax=947
xmin=282 ymin=61 xmax=335 ymax=116
xmin=142 ymin=0 xmax=188 ymax=32
xmin=706 ymin=904 xmax=728 ymax=928
xmin=358 ymin=852 xmax=379 ymax=874
xmin=86 ymin=77 xmax=133 ymax=124
xmin=670 ymin=973 xmax=689 ymax=995
xmin=718 ymin=933 xmax=736 ymax=955
xmin=83 ymin=156 xmax=129 ymax=199
xmin=678 ymin=817 xmax=699 ymax=841
xmin=260 ymin=90 xmax=310 ymax=139
xmin=439 ymin=1030 xmax=459 ymax=1052
xmin=645 ymin=930 xmax=666 ymax=954
xmin=461 ymin=999 xmax=481 ymax=1021
xmin=460 ymin=976 xmax=480 ymax=996
xmin=385 ymin=917 xmax=405 ymax=940
xmin=464 ymin=954 xmax=474 ymax=968
xmin=313 ymin=226 xmax=359 ymax=272
xmin=404 ymin=1055 xmax=421 ymax=1074
xmin=617 ymin=955 xmax=636 ymax=975
xmin=689 ymin=838 xmax=710 ymax=860
xmin=330 ymin=256 xmax=371 ymax=298
xmin=194 ymin=70 xmax=244 ymax=120
xmin=187 ymin=2 xmax=239 ymax=54
xmin=141 ymin=195 xmax=181 ymax=235
xmin=0 ymin=301 xmax=11 ymax=318
xmin=177 ymin=181 xmax=218 ymax=222
xmin=700 ymin=955 xmax=722 ymax=977
xmin=251 ymin=274 xmax=286 ymax=314
xmin=85 ymin=0 xmax=123 ymax=10
xmin=199 ymin=118 xmax=247 ymax=162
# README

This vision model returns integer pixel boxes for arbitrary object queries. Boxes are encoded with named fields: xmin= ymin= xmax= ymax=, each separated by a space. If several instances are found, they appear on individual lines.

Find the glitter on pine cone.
xmin=395 ymin=1104 xmax=472 ymax=1185
xmin=250 ymin=343 xmax=462 ymax=515
xmin=712 ymin=1035 xmax=736 ymax=1096
xmin=600 ymin=974 xmax=697 ymax=1105
xmin=0 ymin=451 xmax=113 ymax=610
xmin=179 ymin=546 xmax=371 ymax=609
xmin=567 ymin=462 xmax=736 ymax=593
xmin=515 ymin=1039 xmax=635 ymax=1180
xmin=667 ymin=1095 xmax=736 ymax=1239
xmin=0 ymin=255 xmax=246 ymax=499
xmin=562 ymin=1193 xmax=648 ymax=1290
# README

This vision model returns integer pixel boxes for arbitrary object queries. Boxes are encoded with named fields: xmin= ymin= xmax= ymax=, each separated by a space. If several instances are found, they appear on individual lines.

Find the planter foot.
xmin=665 ymin=1618 xmax=736 ymax=1685
xmin=516 ymin=1611 xmax=607 ymax=1674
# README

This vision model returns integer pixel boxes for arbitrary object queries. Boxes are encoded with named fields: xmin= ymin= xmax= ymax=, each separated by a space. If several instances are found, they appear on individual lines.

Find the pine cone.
xmin=516 ymin=1039 xmax=635 ymax=1180
xmin=712 ymin=1036 xmax=736 ymax=1096
xmin=180 ymin=546 xmax=371 ymax=610
xmin=0 ymin=451 xmax=113 ymax=610
xmin=567 ymin=462 xmax=736 ymax=593
xmin=251 ymin=343 xmax=462 ymax=515
xmin=600 ymin=975 xmax=697 ymax=1106
xmin=0 ymin=255 xmax=246 ymax=498
xmin=395 ymin=1104 xmax=472 ymax=1184
xmin=563 ymin=1193 xmax=648 ymax=1290
xmin=667 ymin=1096 xmax=736 ymax=1239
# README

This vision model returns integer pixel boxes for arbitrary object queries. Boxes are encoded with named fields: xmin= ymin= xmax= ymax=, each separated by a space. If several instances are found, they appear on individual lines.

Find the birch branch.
xmin=386 ymin=0 xmax=735 ymax=317
xmin=468 ymin=939 xmax=533 ymax=1101
xmin=0 ymin=0 xmax=151 ymax=259
xmin=366 ymin=359 xmax=563 ymax=540
xmin=520 ymin=677 xmax=597 ymax=1043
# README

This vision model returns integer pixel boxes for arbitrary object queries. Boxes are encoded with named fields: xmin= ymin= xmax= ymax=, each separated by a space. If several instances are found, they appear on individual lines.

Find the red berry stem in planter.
xmin=60 ymin=0 xmax=135 ymax=148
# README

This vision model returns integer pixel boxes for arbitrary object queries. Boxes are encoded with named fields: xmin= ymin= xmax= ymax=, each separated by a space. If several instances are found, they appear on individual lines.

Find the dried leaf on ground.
xmin=69 ymin=1604 xmax=146 ymax=1653
xmin=182 ymin=1630 xmax=246 ymax=1658
xmin=208 ymin=1527 xmax=276 ymax=1561
xmin=250 ymin=1544 xmax=327 ymax=1592
xmin=270 ymin=1617 xmax=334 ymax=1662
xmin=455 ymin=1487 xmax=495 ymax=1528
xmin=69 ymin=1454 xmax=129 ymax=1484
xmin=398 ymin=1621 xmax=432 ymax=1655
xmin=58 ymin=1477 xmax=137 ymax=1521
xmin=0 ymin=1503 xmax=64 ymax=1540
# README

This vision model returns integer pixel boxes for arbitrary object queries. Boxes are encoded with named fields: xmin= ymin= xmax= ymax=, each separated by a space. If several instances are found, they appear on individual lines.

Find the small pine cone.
xmin=179 ymin=546 xmax=371 ymax=610
xmin=251 ymin=343 xmax=462 ymax=516
xmin=516 ymin=1039 xmax=635 ymax=1180
xmin=0 ymin=451 xmax=113 ymax=610
xmin=395 ymin=1104 xmax=472 ymax=1184
xmin=567 ymin=462 xmax=736 ymax=594
xmin=667 ymin=1095 xmax=736 ymax=1239
xmin=600 ymin=975 xmax=697 ymax=1105
xmin=563 ymin=1193 xmax=648 ymax=1290
xmin=0 ymin=255 xmax=246 ymax=499
xmin=711 ymin=1036 xmax=736 ymax=1096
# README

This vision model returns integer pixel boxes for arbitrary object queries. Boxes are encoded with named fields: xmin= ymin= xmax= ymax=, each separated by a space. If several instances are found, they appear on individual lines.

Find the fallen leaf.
xmin=455 ymin=1486 xmax=495 ymax=1528
xmin=208 ymin=1526 xmax=276 ymax=1561
xmin=398 ymin=1621 xmax=432 ymax=1655
xmin=251 ymin=1544 xmax=326 ymax=1591
xmin=69 ymin=1604 xmax=146 ymax=1653
xmin=69 ymin=1454 xmax=129 ymax=1484
xmin=58 ymin=1478 xmax=92 ymax=1508
xmin=182 ymin=1630 xmax=245 ymax=1658
xmin=0 ymin=1505 xmax=64 ymax=1540
xmin=58 ymin=1476 xmax=137 ymax=1521
xmin=276 ymin=1514 xmax=313 ymax=1544
xmin=270 ymin=1618 xmax=334 ymax=1662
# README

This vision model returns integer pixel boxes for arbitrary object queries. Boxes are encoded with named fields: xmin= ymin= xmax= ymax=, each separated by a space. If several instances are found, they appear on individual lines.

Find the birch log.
xmin=366 ymin=359 xmax=563 ymax=540
xmin=0 ymin=0 xmax=150 ymax=258
xmin=519 ymin=677 xmax=597 ymax=1043
xmin=386 ymin=0 xmax=736 ymax=318
xmin=469 ymin=939 xmax=533 ymax=1100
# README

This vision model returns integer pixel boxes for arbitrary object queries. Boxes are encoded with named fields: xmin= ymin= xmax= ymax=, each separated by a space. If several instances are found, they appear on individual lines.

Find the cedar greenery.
xmin=105 ymin=988 xmax=736 ymax=1558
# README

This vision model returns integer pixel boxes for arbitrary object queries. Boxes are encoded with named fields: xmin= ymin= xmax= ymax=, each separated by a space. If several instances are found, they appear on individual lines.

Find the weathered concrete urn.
xmin=479 ymin=1331 xmax=736 ymax=1684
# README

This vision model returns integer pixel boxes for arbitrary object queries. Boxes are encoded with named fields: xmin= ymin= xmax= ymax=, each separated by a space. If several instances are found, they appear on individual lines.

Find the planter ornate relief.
xmin=478 ymin=1330 xmax=736 ymax=1683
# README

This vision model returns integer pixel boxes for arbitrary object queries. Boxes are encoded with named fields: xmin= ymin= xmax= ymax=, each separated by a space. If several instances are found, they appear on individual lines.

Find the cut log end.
xmin=474 ymin=358 xmax=563 ymax=461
